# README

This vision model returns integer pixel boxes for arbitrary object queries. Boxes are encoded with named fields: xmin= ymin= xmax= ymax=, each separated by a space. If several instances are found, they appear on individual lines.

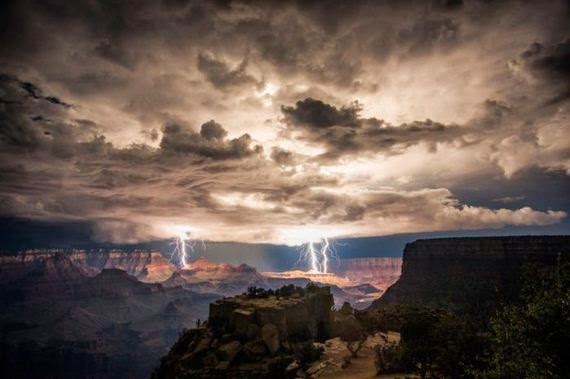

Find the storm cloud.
xmin=0 ymin=0 xmax=568 ymax=244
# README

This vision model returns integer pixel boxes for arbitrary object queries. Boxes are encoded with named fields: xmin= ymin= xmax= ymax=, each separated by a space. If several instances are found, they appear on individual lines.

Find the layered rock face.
xmin=371 ymin=236 xmax=570 ymax=316
xmin=153 ymin=285 xmax=334 ymax=378
xmin=0 ymin=249 xmax=176 ymax=282
xmin=336 ymin=257 xmax=402 ymax=290
xmin=163 ymin=257 xmax=267 ymax=296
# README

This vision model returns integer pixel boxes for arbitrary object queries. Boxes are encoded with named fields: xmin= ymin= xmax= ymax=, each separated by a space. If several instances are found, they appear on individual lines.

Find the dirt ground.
xmin=307 ymin=332 xmax=413 ymax=379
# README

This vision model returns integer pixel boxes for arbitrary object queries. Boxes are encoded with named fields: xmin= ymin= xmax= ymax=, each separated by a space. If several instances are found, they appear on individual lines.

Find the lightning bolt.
xmin=300 ymin=237 xmax=332 ymax=274
xmin=171 ymin=230 xmax=192 ymax=268
xmin=320 ymin=237 xmax=330 ymax=273
xmin=308 ymin=241 xmax=319 ymax=273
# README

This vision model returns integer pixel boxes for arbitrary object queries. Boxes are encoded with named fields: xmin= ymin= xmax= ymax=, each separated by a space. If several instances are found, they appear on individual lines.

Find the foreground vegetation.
xmin=358 ymin=259 xmax=570 ymax=378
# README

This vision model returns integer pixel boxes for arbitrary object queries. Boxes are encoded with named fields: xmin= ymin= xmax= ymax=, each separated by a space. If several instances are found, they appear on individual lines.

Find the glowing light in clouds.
xmin=281 ymin=226 xmax=339 ymax=273
xmin=171 ymin=230 xmax=190 ymax=268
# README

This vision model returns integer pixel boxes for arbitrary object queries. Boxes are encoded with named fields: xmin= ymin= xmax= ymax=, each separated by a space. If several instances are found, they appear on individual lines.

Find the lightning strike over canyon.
xmin=301 ymin=237 xmax=333 ymax=274
xmin=172 ymin=232 xmax=190 ymax=268
xmin=1 ymin=1 xmax=569 ymax=378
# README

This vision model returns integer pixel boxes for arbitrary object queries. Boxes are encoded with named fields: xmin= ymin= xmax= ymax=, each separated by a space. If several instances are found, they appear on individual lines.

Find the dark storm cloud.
xmin=1 ymin=74 xmax=70 ymax=108
xmin=197 ymin=53 xmax=258 ymax=89
xmin=517 ymin=39 xmax=570 ymax=80
xmin=0 ymin=1 xmax=568 ymax=243
xmin=95 ymin=40 xmax=139 ymax=70
xmin=160 ymin=121 xmax=262 ymax=160
xmin=0 ymin=74 xmax=86 ymax=153
xmin=281 ymin=98 xmax=361 ymax=128
xmin=281 ymin=97 xmax=463 ymax=159
xmin=270 ymin=147 xmax=297 ymax=166
xmin=397 ymin=17 xmax=460 ymax=57
xmin=200 ymin=120 xmax=228 ymax=140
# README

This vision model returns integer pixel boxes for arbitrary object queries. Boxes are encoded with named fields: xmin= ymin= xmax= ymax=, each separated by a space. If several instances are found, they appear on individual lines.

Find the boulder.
xmin=193 ymin=336 xmax=212 ymax=354
xmin=215 ymin=361 xmax=230 ymax=371
xmin=261 ymin=323 xmax=280 ymax=355
xmin=202 ymin=352 xmax=219 ymax=367
xmin=233 ymin=308 xmax=254 ymax=336
xmin=217 ymin=340 xmax=241 ymax=362
xmin=243 ymin=340 xmax=267 ymax=361
xmin=246 ymin=323 xmax=260 ymax=340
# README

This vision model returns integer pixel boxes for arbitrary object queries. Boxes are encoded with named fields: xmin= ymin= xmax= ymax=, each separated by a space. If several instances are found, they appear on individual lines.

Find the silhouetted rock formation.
xmin=370 ymin=236 xmax=569 ymax=317
xmin=153 ymin=285 xmax=334 ymax=379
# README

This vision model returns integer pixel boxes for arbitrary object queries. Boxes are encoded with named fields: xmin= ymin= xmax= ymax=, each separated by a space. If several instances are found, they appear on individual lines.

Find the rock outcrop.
xmin=370 ymin=236 xmax=569 ymax=316
xmin=153 ymin=285 xmax=334 ymax=379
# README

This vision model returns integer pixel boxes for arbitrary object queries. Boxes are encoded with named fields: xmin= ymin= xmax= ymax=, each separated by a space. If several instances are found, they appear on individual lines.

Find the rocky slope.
xmin=370 ymin=236 xmax=570 ymax=316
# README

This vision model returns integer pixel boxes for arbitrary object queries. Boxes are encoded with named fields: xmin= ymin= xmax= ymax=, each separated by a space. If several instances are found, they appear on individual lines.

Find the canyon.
xmin=153 ymin=235 xmax=570 ymax=379
xmin=3 ymin=235 xmax=566 ymax=378
xmin=0 ymin=249 xmax=400 ymax=378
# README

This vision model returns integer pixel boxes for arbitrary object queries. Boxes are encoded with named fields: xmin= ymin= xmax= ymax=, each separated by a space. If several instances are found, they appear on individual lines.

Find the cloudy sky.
xmin=1 ymin=0 xmax=569 ymax=245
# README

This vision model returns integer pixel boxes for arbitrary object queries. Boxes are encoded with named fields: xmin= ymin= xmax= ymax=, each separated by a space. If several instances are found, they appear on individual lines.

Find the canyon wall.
xmin=370 ymin=236 xmax=569 ymax=316
xmin=0 ymin=249 xmax=176 ymax=282
xmin=335 ymin=257 xmax=402 ymax=290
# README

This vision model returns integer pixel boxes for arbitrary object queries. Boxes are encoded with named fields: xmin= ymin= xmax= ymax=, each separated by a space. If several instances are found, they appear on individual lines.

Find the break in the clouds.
xmin=0 ymin=0 xmax=568 ymax=244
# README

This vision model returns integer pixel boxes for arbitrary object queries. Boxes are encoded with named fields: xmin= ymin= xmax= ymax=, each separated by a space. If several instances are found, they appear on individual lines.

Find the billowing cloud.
xmin=281 ymin=97 xmax=463 ymax=160
xmin=282 ymin=98 xmax=361 ymax=128
xmin=0 ymin=0 xmax=568 ymax=244
xmin=160 ymin=121 xmax=262 ymax=160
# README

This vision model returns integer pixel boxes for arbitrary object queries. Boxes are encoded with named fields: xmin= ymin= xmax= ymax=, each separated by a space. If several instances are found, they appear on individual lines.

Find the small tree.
xmin=396 ymin=306 xmax=487 ymax=379
xmin=482 ymin=259 xmax=570 ymax=378
xmin=373 ymin=341 xmax=404 ymax=376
